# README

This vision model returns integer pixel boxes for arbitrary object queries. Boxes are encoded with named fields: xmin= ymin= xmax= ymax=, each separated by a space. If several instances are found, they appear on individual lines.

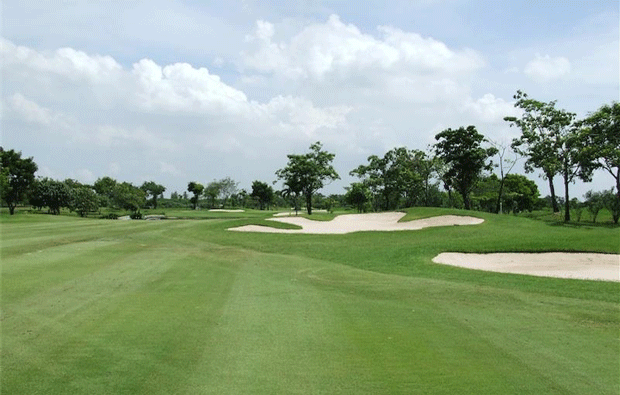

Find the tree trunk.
xmin=547 ymin=175 xmax=559 ymax=213
xmin=462 ymin=191 xmax=471 ymax=210
xmin=306 ymin=193 xmax=312 ymax=215
xmin=9 ymin=204 xmax=15 ymax=215
xmin=495 ymin=179 xmax=505 ymax=214
xmin=563 ymin=175 xmax=570 ymax=222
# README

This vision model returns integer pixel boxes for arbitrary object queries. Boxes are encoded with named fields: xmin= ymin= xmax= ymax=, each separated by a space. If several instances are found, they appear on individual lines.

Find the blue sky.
xmin=2 ymin=0 xmax=618 ymax=198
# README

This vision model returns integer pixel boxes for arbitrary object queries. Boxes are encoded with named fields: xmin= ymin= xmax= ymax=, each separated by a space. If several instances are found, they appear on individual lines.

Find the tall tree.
xmin=93 ymin=176 xmax=117 ymax=207
xmin=70 ymin=186 xmax=100 ymax=217
xmin=434 ymin=126 xmax=497 ymax=210
xmin=0 ymin=148 xmax=38 ymax=215
xmin=276 ymin=142 xmax=339 ymax=215
xmin=488 ymin=139 xmax=520 ymax=213
xmin=204 ymin=181 xmax=221 ymax=208
xmin=575 ymin=102 xmax=620 ymax=209
xmin=141 ymin=181 xmax=166 ymax=209
xmin=345 ymin=182 xmax=371 ymax=213
xmin=187 ymin=182 xmax=204 ymax=210
xmin=251 ymin=181 xmax=274 ymax=210
xmin=505 ymin=90 xmax=578 ymax=221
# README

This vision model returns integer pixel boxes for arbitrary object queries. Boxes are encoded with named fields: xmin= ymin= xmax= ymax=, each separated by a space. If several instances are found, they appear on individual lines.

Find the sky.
xmin=2 ymin=0 xmax=618 ymax=200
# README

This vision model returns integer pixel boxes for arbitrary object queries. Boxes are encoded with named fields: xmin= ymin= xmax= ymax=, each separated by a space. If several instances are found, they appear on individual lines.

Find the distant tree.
xmin=505 ymin=90 xmax=579 ymax=221
xmin=187 ymin=182 xmax=204 ymax=210
xmin=276 ymin=142 xmax=339 ymax=215
xmin=434 ymin=126 xmax=497 ymax=210
xmin=487 ymin=140 xmax=520 ymax=213
xmin=345 ymin=182 xmax=371 ymax=213
xmin=584 ymin=190 xmax=605 ymax=223
xmin=141 ymin=181 xmax=166 ymax=209
xmin=113 ymin=182 xmax=146 ymax=214
xmin=251 ymin=181 xmax=274 ymax=210
xmin=575 ymin=102 xmax=620 ymax=215
xmin=70 ymin=186 xmax=99 ymax=217
xmin=29 ymin=178 xmax=72 ymax=215
xmin=217 ymin=177 xmax=238 ymax=208
xmin=0 ymin=148 xmax=38 ymax=215
xmin=601 ymin=189 xmax=620 ymax=224
xmin=204 ymin=181 xmax=221 ymax=208
xmin=502 ymin=174 xmax=540 ymax=213
xmin=93 ymin=176 xmax=118 ymax=207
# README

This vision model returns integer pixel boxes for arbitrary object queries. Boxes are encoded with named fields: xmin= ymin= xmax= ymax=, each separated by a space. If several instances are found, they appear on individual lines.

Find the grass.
xmin=1 ymin=208 xmax=619 ymax=394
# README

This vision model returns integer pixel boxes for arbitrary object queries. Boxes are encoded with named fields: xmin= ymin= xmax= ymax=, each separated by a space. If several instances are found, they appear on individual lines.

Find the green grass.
xmin=2 ymin=208 xmax=619 ymax=394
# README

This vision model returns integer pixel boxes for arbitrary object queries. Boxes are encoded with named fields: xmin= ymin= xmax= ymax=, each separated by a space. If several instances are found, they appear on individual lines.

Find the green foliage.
xmin=350 ymin=147 xmax=427 ymax=211
xmin=113 ymin=182 xmax=146 ymax=213
xmin=0 ymin=148 xmax=38 ymax=215
xmin=29 ymin=178 xmax=72 ymax=215
xmin=502 ymin=174 xmax=540 ymax=213
xmin=276 ymin=141 xmax=339 ymax=215
xmin=141 ymin=181 xmax=166 ymax=209
xmin=93 ymin=176 xmax=117 ymax=206
xmin=187 ymin=181 xmax=204 ymax=210
xmin=434 ymin=126 xmax=497 ymax=210
xmin=584 ymin=190 xmax=605 ymax=223
xmin=601 ymin=189 xmax=620 ymax=224
xmin=505 ymin=90 xmax=579 ymax=221
xmin=70 ymin=186 xmax=100 ymax=217
xmin=344 ymin=182 xmax=371 ymax=212
xmin=251 ymin=180 xmax=274 ymax=210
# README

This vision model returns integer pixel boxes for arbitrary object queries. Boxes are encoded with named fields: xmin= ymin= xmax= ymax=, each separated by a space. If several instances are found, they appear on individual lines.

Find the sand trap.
xmin=433 ymin=252 xmax=620 ymax=282
xmin=229 ymin=212 xmax=484 ymax=234
xmin=209 ymin=209 xmax=245 ymax=213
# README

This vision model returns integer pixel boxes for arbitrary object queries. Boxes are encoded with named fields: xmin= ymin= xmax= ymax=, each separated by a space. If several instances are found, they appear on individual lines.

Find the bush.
xmin=130 ymin=212 xmax=143 ymax=220
xmin=101 ymin=213 xmax=118 ymax=219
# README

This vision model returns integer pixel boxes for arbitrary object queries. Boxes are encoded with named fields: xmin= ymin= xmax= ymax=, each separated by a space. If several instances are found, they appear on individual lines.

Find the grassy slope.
xmin=1 ymin=210 xmax=619 ymax=394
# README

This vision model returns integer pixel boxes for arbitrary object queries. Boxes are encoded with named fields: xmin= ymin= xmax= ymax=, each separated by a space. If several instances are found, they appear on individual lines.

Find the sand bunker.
xmin=433 ymin=252 xmax=620 ymax=282
xmin=229 ymin=212 xmax=484 ymax=234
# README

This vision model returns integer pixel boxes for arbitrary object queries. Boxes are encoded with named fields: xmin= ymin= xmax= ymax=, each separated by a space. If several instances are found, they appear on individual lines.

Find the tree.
xmin=345 ymin=182 xmax=371 ymax=212
xmin=93 ymin=176 xmax=117 ymax=207
xmin=251 ymin=181 xmax=274 ymax=210
xmin=350 ymin=147 xmax=424 ymax=210
xmin=29 ymin=178 xmax=72 ymax=215
xmin=575 ymin=102 xmax=620 ymax=215
xmin=141 ymin=181 xmax=166 ymax=209
xmin=187 ymin=182 xmax=204 ymax=210
xmin=113 ymin=182 xmax=146 ymax=214
xmin=0 ymin=148 xmax=38 ymax=215
xmin=601 ymin=189 xmax=620 ymax=224
xmin=204 ymin=181 xmax=221 ymax=208
xmin=488 ymin=139 xmax=520 ymax=213
xmin=217 ymin=177 xmax=238 ymax=208
xmin=505 ymin=90 xmax=579 ymax=221
xmin=276 ymin=142 xmax=339 ymax=215
xmin=434 ymin=126 xmax=497 ymax=210
xmin=70 ymin=186 xmax=99 ymax=217
xmin=502 ymin=174 xmax=539 ymax=213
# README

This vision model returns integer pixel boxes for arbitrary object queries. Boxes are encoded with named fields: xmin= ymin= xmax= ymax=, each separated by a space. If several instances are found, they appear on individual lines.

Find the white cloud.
xmin=524 ymin=54 xmax=571 ymax=82
xmin=462 ymin=94 xmax=520 ymax=123
xmin=241 ymin=15 xmax=484 ymax=80
xmin=0 ymin=37 xmax=122 ymax=84
xmin=7 ymin=93 xmax=54 ymax=125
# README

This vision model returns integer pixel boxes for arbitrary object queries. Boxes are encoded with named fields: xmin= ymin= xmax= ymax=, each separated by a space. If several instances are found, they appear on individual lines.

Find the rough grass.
xmin=2 ymin=209 xmax=618 ymax=394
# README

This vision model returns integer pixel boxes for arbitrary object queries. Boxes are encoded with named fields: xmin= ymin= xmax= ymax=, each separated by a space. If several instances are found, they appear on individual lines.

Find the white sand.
xmin=229 ymin=212 xmax=484 ymax=234
xmin=433 ymin=252 xmax=620 ymax=282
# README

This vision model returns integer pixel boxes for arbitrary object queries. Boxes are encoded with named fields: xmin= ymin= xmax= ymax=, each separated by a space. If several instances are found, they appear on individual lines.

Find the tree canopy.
xmin=0 ymin=148 xmax=38 ymax=215
xmin=434 ymin=126 xmax=497 ymax=210
xmin=276 ymin=142 xmax=339 ymax=215
xmin=251 ymin=181 xmax=274 ymax=210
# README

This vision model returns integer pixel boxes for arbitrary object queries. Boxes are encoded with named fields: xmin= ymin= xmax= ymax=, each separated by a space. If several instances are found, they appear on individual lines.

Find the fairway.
xmin=2 ymin=210 xmax=619 ymax=394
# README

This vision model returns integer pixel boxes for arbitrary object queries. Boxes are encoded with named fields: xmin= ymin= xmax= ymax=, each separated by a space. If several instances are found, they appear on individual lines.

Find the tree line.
xmin=1 ymin=92 xmax=618 ymax=223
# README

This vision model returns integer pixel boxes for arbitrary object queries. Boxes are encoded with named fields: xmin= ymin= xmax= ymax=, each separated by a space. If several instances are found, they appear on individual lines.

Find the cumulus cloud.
xmin=462 ymin=94 xmax=520 ymax=123
xmin=7 ymin=93 xmax=55 ymax=125
xmin=241 ymin=15 xmax=484 ymax=80
xmin=524 ymin=54 xmax=571 ymax=82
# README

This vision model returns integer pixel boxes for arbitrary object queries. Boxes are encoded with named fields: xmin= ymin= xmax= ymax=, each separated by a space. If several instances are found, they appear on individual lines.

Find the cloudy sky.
xmin=2 ymin=0 xmax=618 ymax=199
